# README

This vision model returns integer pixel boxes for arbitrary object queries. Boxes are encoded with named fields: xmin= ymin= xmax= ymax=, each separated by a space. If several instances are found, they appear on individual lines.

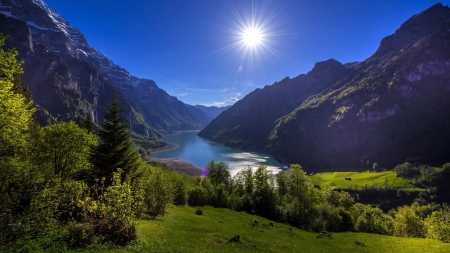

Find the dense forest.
xmin=1 ymin=36 xmax=450 ymax=251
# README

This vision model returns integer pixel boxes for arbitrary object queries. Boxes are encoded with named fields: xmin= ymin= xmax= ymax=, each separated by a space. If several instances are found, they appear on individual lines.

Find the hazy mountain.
xmin=194 ymin=105 xmax=232 ymax=119
xmin=185 ymin=104 xmax=212 ymax=127
xmin=200 ymin=3 xmax=450 ymax=169
xmin=0 ymin=0 xmax=209 ymax=137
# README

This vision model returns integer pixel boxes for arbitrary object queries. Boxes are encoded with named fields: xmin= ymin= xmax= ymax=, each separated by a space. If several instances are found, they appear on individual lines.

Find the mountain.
xmin=200 ymin=3 xmax=450 ymax=169
xmin=194 ymin=105 xmax=232 ymax=119
xmin=0 ymin=0 xmax=209 ymax=137
xmin=184 ymin=105 xmax=232 ymax=128
xmin=185 ymin=104 xmax=212 ymax=127
xmin=199 ymin=59 xmax=350 ymax=148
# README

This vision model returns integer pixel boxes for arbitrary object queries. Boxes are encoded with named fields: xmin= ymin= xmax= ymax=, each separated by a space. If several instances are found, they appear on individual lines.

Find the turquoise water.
xmin=152 ymin=131 xmax=285 ymax=176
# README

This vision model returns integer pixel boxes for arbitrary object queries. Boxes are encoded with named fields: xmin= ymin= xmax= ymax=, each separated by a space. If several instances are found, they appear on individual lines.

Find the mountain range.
xmin=0 ymin=0 xmax=228 ymax=139
xmin=199 ymin=3 xmax=450 ymax=169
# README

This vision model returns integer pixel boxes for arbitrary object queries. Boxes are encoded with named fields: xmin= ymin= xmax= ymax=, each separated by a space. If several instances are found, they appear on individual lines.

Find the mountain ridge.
xmin=0 ymin=0 xmax=209 ymax=137
xmin=200 ymin=3 xmax=450 ymax=169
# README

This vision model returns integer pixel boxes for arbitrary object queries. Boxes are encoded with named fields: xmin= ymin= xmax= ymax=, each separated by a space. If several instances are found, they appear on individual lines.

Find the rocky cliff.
xmin=0 ymin=0 xmax=208 ymax=137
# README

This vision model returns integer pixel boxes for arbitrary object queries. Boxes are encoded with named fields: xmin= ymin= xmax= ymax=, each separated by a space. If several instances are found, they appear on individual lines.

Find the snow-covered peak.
xmin=31 ymin=0 xmax=71 ymax=36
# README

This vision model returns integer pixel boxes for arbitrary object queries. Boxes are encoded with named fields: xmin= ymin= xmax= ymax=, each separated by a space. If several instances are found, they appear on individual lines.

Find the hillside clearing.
xmin=76 ymin=205 xmax=450 ymax=253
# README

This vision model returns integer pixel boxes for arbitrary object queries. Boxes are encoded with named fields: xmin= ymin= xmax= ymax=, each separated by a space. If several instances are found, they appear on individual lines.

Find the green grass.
xmin=309 ymin=171 xmax=420 ymax=191
xmin=74 ymin=205 xmax=450 ymax=253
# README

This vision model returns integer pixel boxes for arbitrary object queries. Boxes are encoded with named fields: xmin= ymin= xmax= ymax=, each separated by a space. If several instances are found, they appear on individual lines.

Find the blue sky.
xmin=45 ymin=0 xmax=449 ymax=106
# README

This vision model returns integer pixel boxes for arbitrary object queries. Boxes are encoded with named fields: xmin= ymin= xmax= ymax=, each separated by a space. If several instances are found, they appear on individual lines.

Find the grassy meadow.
xmin=74 ymin=205 xmax=450 ymax=253
xmin=309 ymin=171 xmax=420 ymax=191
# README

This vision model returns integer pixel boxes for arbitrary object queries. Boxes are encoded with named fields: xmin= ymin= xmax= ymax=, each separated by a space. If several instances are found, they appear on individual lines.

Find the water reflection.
xmin=152 ymin=131 xmax=284 ymax=176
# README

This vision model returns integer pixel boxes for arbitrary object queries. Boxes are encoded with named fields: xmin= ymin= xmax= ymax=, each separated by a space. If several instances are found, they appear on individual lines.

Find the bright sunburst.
xmin=219 ymin=1 xmax=284 ymax=75
xmin=241 ymin=26 xmax=263 ymax=47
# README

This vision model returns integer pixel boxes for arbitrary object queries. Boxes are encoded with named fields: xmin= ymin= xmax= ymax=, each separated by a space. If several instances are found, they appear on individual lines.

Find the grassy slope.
xmin=309 ymin=171 xmax=419 ymax=191
xmin=77 ymin=206 xmax=450 ymax=253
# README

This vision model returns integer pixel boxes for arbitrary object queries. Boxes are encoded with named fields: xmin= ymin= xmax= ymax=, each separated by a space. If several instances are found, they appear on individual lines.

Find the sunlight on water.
xmin=152 ymin=131 xmax=284 ymax=177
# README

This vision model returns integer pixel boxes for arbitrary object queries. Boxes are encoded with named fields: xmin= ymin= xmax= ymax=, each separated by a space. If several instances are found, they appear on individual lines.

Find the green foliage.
xmin=36 ymin=121 xmax=97 ymax=180
xmin=252 ymin=165 xmax=278 ymax=218
xmin=425 ymin=204 xmax=450 ymax=242
xmin=393 ymin=205 xmax=426 ymax=238
xmin=0 ymin=35 xmax=35 ymax=186
xmin=68 ymin=172 xmax=138 ymax=247
xmin=90 ymin=93 xmax=141 ymax=185
xmin=188 ymin=186 xmax=208 ymax=207
xmin=136 ymin=166 xmax=175 ymax=216
xmin=353 ymin=204 xmax=393 ymax=235
xmin=205 ymin=160 xmax=231 ymax=187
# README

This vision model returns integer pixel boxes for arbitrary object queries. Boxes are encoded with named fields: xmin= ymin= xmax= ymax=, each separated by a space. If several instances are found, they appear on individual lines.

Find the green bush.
xmin=393 ymin=205 xmax=425 ymax=238
xmin=424 ymin=204 xmax=450 ymax=242
xmin=355 ymin=206 xmax=393 ymax=235
xmin=188 ymin=186 xmax=208 ymax=207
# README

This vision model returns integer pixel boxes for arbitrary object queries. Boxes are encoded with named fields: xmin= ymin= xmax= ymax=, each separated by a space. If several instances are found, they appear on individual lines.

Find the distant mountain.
xmin=200 ymin=3 xmax=450 ymax=169
xmin=185 ymin=104 xmax=212 ymax=127
xmin=194 ymin=105 xmax=232 ymax=120
xmin=0 ymin=0 xmax=209 ymax=137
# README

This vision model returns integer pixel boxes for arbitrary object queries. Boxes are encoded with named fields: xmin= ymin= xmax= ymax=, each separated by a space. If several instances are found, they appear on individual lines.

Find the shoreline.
xmin=149 ymin=158 xmax=201 ymax=176
xmin=150 ymin=143 xmax=180 ymax=155
xmin=149 ymin=138 xmax=201 ymax=176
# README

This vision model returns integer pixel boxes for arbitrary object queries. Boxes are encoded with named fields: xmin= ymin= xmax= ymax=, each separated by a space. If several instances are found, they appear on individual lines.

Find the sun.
xmin=214 ymin=1 xmax=285 ymax=75
xmin=242 ymin=27 xmax=263 ymax=47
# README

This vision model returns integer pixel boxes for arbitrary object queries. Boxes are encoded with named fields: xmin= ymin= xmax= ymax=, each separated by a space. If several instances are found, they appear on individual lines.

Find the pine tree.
xmin=83 ymin=112 xmax=96 ymax=134
xmin=89 ymin=93 xmax=140 ymax=185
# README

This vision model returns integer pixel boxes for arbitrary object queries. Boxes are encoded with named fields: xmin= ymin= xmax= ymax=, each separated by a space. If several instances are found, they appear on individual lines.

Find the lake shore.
xmin=150 ymin=143 xmax=180 ymax=154
xmin=149 ymin=158 xmax=201 ymax=176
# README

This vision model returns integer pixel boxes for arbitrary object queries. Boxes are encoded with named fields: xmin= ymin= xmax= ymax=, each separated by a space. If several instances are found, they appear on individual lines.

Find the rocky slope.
xmin=0 ymin=0 xmax=208 ymax=137
xmin=200 ymin=3 xmax=450 ymax=169
xmin=199 ymin=59 xmax=350 ymax=149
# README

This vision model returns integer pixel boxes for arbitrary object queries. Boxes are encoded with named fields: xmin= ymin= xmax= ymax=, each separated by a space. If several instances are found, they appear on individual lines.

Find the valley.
xmin=1 ymin=0 xmax=450 ymax=252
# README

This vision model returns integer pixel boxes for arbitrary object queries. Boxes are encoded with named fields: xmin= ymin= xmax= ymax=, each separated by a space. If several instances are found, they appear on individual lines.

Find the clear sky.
xmin=44 ymin=0 xmax=449 ymax=106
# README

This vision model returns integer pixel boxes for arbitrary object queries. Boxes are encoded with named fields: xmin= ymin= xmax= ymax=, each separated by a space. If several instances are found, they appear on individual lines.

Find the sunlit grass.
xmin=309 ymin=171 xmax=420 ymax=191
xmin=74 ymin=205 xmax=450 ymax=253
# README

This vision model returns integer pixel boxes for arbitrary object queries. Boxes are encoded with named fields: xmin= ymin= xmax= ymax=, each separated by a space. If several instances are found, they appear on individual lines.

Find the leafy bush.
xmin=424 ymin=204 xmax=450 ymax=242
xmin=188 ymin=186 xmax=208 ymax=207
xmin=354 ymin=205 xmax=393 ymax=235
xmin=393 ymin=205 xmax=425 ymax=238
xmin=68 ymin=172 xmax=138 ymax=247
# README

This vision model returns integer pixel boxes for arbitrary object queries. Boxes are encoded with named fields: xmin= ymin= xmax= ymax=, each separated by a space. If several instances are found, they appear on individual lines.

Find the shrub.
xmin=393 ymin=205 xmax=425 ymax=238
xmin=424 ymin=204 xmax=450 ymax=242
xmin=188 ymin=186 xmax=208 ymax=206
xmin=69 ymin=172 xmax=138 ymax=247
xmin=355 ymin=206 xmax=393 ymax=235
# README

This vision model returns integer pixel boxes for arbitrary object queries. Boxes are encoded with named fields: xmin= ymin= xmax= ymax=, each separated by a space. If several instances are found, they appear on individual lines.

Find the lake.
xmin=152 ymin=131 xmax=285 ymax=176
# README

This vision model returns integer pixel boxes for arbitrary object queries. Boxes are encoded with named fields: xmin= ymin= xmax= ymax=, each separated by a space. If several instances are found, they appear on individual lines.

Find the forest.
xmin=1 ymin=36 xmax=450 ymax=251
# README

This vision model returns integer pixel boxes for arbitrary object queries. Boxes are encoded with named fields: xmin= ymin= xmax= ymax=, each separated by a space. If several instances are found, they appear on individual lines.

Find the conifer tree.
xmin=83 ymin=112 xmax=96 ymax=134
xmin=89 ymin=93 xmax=140 ymax=185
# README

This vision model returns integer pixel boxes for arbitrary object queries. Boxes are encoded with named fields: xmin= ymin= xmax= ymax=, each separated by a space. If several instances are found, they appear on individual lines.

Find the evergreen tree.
xmin=89 ymin=93 xmax=140 ymax=185
xmin=83 ymin=112 xmax=96 ymax=134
